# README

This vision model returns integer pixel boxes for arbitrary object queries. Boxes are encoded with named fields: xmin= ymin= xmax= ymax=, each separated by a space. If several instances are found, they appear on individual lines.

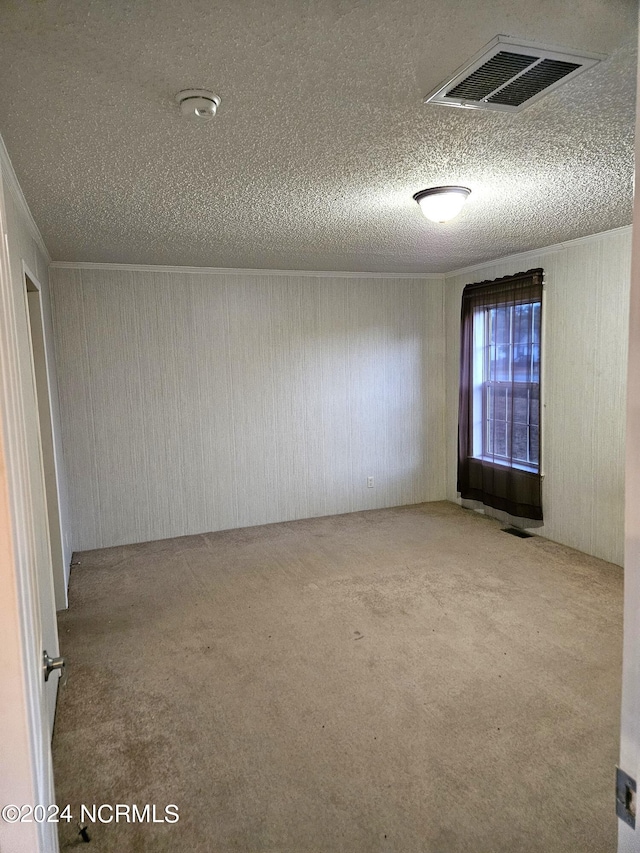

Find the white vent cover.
xmin=424 ymin=36 xmax=605 ymax=112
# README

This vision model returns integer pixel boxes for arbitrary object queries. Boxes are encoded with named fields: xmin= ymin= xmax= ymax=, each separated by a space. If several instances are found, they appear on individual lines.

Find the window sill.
xmin=472 ymin=455 xmax=539 ymax=475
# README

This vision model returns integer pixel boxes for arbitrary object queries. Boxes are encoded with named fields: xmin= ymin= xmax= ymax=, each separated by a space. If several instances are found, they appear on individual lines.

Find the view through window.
xmin=478 ymin=301 xmax=541 ymax=470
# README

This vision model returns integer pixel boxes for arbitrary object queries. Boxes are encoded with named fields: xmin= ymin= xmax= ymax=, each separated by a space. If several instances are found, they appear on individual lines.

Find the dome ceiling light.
xmin=176 ymin=89 xmax=221 ymax=121
xmin=413 ymin=186 xmax=471 ymax=223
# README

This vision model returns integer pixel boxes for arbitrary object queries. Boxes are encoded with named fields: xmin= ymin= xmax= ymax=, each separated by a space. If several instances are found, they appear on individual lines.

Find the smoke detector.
xmin=424 ymin=36 xmax=605 ymax=113
xmin=176 ymin=89 xmax=221 ymax=120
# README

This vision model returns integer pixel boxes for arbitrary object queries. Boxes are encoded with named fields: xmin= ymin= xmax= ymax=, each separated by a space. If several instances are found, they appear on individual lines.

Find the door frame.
xmin=0 ymin=165 xmax=58 ymax=850
xmin=22 ymin=260 xmax=68 ymax=611
xmin=618 ymin=17 xmax=640 ymax=845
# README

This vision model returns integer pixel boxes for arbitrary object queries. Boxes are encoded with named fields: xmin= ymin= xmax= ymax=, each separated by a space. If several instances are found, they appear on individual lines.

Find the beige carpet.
xmin=52 ymin=501 xmax=623 ymax=852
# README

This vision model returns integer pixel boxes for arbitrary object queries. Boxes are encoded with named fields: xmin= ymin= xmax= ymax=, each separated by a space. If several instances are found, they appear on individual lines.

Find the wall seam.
xmin=78 ymin=272 xmax=104 ymax=550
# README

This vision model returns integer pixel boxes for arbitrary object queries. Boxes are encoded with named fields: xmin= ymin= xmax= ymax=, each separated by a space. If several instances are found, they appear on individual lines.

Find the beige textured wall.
xmin=445 ymin=228 xmax=631 ymax=566
xmin=51 ymin=267 xmax=446 ymax=550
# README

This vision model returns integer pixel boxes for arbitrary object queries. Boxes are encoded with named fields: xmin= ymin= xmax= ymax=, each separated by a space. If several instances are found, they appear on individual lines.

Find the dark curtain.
xmin=457 ymin=268 xmax=543 ymax=521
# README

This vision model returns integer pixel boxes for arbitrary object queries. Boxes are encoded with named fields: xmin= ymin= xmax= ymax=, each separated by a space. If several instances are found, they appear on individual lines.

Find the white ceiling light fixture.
xmin=176 ymin=89 xmax=221 ymax=120
xmin=413 ymin=186 xmax=471 ymax=223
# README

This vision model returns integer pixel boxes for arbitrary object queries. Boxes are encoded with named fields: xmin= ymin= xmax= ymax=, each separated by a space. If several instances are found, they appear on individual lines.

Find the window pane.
xmin=513 ymin=345 xmax=531 ymax=381
xmin=513 ymin=304 xmax=531 ymax=346
xmin=487 ymin=385 xmax=507 ymax=420
xmin=494 ymin=345 xmax=510 ymax=381
xmin=488 ymin=419 xmax=507 ymax=457
xmin=530 ymin=394 xmax=539 ymax=427
xmin=512 ymin=422 xmax=528 ymax=463
xmin=533 ymin=303 xmax=541 ymax=343
xmin=531 ymin=343 xmax=540 ymax=382
xmin=494 ymin=306 xmax=510 ymax=343
xmin=529 ymin=426 xmax=539 ymax=465
xmin=512 ymin=388 xmax=529 ymax=424
xmin=487 ymin=344 xmax=496 ymax=381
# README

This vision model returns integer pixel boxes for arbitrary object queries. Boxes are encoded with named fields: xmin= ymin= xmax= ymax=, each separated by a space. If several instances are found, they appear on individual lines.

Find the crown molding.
xmin=0 ymin=134 xmax=51 ymax=264
xmin=49 ymin=223 xmax=632 ymax=283
xmin=48 ymin=261 xmax=444 ymax=281
xmin=445 ymin=224 xmax=632 ymax=280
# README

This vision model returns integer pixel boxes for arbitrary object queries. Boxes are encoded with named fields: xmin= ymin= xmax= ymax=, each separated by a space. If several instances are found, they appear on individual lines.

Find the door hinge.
xmin=616 ymin=767 xmax=636 ymax=829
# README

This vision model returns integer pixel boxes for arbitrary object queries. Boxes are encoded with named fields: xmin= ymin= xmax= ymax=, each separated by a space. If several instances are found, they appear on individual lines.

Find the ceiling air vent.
xmin=424 ymin=36 xmax=605 ymax=112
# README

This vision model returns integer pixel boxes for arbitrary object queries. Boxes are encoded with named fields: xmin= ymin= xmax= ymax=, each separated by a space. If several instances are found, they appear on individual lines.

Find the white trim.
xmin=48 ymin=260 xmax=444 ymax=280
xmin=23 ymin=262 xmax=41 ymax=292
xmin=0 ymin=137 xmax=51 ymax=264
xmin=445 ymin=225 xmax=633 ymax=280
xmin=22 ymin=261 xmax=68 ymax=610
xmin=540 ymin=278 xmax=547 ymax=480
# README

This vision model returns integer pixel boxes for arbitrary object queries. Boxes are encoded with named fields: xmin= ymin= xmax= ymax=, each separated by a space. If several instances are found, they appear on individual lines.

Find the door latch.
xmin=43 ymin=650 xmax=66 ymax=684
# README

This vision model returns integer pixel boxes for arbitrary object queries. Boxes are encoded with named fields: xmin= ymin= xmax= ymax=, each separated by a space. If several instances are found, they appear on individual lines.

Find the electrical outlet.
xmin=367 ymin=476 xmax=374 ymax=488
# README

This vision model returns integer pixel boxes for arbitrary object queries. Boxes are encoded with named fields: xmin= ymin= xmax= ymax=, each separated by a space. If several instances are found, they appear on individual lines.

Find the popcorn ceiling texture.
xmin=0 ymin=0 xmax=636 ymax=273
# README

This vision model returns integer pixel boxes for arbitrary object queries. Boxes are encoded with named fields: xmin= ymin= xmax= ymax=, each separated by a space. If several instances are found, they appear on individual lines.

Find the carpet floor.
xmin=52 ymin=501 xmax=623 ymax=852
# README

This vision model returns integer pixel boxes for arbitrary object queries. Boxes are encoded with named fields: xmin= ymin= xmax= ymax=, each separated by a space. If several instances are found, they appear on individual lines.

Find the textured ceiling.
xmin=0 ymin=0 xmax=636 ymax=273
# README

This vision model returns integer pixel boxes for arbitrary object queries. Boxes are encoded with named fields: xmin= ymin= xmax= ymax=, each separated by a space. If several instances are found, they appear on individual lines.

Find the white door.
xmin=0 ymin=168 xmax=59 ymax=850
xmin=23 ymin=270 xmax=63 ymax=730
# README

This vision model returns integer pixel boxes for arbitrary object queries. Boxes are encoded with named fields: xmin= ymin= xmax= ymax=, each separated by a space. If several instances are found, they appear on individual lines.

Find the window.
xmin=458 ymin=269 xmax=543 ymax=521
xmin=472 ymin=300 xmax=541 ymax=471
